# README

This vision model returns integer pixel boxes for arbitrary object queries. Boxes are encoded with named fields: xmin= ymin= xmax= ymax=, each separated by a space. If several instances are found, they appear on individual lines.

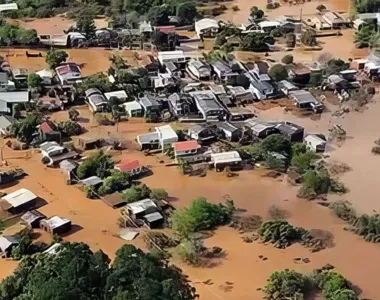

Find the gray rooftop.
xmin=80 ymin=176 xmax=103 ymax=186
xmin=210 ymin=61 xmax=232 ymax=74
xmin=0 ymin=91 xmax=29 ymax=103
xmin=139 ymin=95 xmax=161 ymax=108
xmin=190 ymin=91 xmax=225 ymax=113
xmin=289 ymin=90 xmax=319 ymax=104
xmin=0 ymin=115 xmax=15 ymax=129
xmin=0 ymin=236 xmax=19 ymax=252
xmin=21 ymin=210 xmax=46 ymax=224
xmin=144 ymin=211 xmax=163 ymax=223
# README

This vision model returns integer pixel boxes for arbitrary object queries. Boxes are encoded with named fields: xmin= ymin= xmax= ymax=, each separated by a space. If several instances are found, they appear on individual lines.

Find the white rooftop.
xmin=1 ymin=188 xmax=37 ymax=208
xmin=155 ymin=125 xmax=178 ymax=141
xmin=211 ymin=151 xmax=242 ymax=164
xmin=305 ymin=134 xmax=326 ymax=146
xmin=104 ymin=90 xmax=128 ymax=100
xmin=127 ymin=199 xmax=157 ymax=215
xmin=195 ymin=18 xmax=219 ymax=32
xmin=43 ymin=216 xmax=71 ymax=230
xmin=123 ymin=101 xmax=142 ymax=111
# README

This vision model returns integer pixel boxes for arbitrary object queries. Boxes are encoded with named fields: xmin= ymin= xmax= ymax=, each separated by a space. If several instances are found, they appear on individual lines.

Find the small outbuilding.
xmin=271 ymin=121 xmax=305 ymax=142
xmin=211 ymin=151 xmax=242 ymax=171
xmin=102 ymin=193 xmax=126 ymax=209
xmin=21 ymin=210 xmax=46 ymax=228
xmin=122 ymin=101 xmax=143 ymax=117
xmin=0 ymin=235 xmax=19 ymax=257
xmin=127 ymin=199 xmax=158 ymax=219
xmin=40 ymin=216 xmax=72 ymax=235
xmin=304 ymin=134 xmax=327 ymax=153
xmin=0 ymin=188 xmax=37 ymax=214
xmin=143 ymin=211 xmax=164 ymax=229
xmin=216 ymin=122 xmax=243 ymax=142
xmin=80 ymin=176 xmax=103 ymax=187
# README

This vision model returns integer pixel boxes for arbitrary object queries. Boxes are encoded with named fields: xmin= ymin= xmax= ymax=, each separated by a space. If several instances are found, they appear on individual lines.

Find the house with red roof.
xmin=38 ymin=121 xmax=61 ymax=144
xmin=115 ymin=159 xmax=144 ymax=177
xmin=172 ymin=140 xmax=204 ymax=163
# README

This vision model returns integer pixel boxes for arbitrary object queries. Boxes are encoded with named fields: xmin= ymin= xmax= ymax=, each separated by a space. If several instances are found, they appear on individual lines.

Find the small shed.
xmin=304 ymin=134 xmax=326 ymax=153
xmin=143 ymin=212 xmax=164 ymax=229
xmin=40 ymin=216 xmax=72 ymax=235
xmin=102 ymin=193 xmax=126 ymax=208
xmin=59 ymin=159 xmax=78 ymax=172
xmin=0 ymin=235 xmax=19 ymax=257
xmin=127 ymin=199 xmax=158 ymax=219
xmin=216 ymin=122 xmax=243 ymax=142
xmin=187 ymin=124 xmax=217 ymax=143
xmin=80 ymin=176 xmax=103 ymax=187
xmin=211 ymin=151 xmax=242 ymax=171
xmin=21 ymin=210 xmax=46 ymax=228
xmin=0 ymin=188 xmax=37 ymax=214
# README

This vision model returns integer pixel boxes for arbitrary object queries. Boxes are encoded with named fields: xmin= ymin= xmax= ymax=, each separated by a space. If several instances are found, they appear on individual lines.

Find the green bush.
xmin=261 ymin=134 xmax=292 ymax=157
xmin=98 ymin=170 xmax=131 ymax=196
xmin=122 ymin=184 xmax=151 ymax=203
xmin=171 ymin=197 xmax=235 ymax=238
xmin=175 ymin=237 xmax=204 ymax=265
xmin=264 ymin=270 xmax=311 ymax=299
xmin=312 ymin=270 xmax=357 ymax=299
xmin=269 ymin=64 xmax=288 ymax=81
xmin=84 ymin=185 xmax=98 ymax=199
xmin=291 ymin=151 xmax=318 ymax=174
xmin=76 ymin=151 xmax=114 ymax=179
xmin=258 ymin=220 xmax=304 ymax=248
xmin=329 ymin=201 xmax=356 ymax=221
xmin=46 ymin=49 xmax=68 ymax=70
xmin=297 ymin=169 xmax=331 ymax=199
xmin=281 ymin=54 xmax=294 ymax=64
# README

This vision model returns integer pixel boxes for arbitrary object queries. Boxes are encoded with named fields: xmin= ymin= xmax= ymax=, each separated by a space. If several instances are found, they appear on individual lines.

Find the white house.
xmin=158 ymin=51 xmax=186 ymax=66
xmin=104 ymin=90 xmax=128 ymax=101
xmin=39 ymin=141 xmax=65 ymax=158
xmin=85 ymin=88 xmax=108 ymax=112
xmin=304 ymin=134 xmax=326 ymax=153
xmin=195 ymin=18 xmax=219 ymax=38
xmin=155 ymin=125 xmax=178 ymax=151
xmin=210 ymin=151 xmax=242 ymax=170
xmin=122 ymin=101 xmax=143 ymax=117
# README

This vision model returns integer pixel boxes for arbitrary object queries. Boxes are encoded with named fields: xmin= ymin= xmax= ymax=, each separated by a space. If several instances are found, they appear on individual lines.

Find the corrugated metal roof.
xmin=0 ymin=236 xmax=19 ymax=252
xmin=42 ymin=216 xmax=71 ymax=230
xmin=1 ymin=188 xmax=37 ymax=208
xmin=0 ymin=91 xmax=29 ymax=103
xmin=173 ymin=140 xmax=200 ymax=152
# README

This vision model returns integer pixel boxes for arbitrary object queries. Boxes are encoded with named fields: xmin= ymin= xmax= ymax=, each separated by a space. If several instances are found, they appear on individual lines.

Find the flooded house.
xmin=0 ymin=188 xmax=38 ymax=214
xmin=187 ymin=124 xmax=217 ymax=143
xmin=210 ymin=61 xmax=238 ymax=83
xmin=190 ymin=91 xmax=227 ymax=121
xmin=0 ymin=236 xmax=19 ymax=257
xmin=173 ymin=140 xmax=203 ymax=163
xmin=158 ymin=51 xmax=186 ymax=69
xmin=228 ymin=107 xmax=255 ymax=122
xmin=244 ymin=119 xmax=277 ymax=139
xmin=104 ymin=90 xmax=128 ymax=102
xmin=248 ymin=80 xmax=275 ymax=100
xmin=209 ymin=85 xmax=233 ymax=107
xmin=0 ymin=115 xmax=15 ymax=135
xmin=122 ymin=101 xmax=143 ymax=117
xmin=187 ymin=59 xmax=211 ymax=80
xmin=195 ymin=18 xmax=219 ymax=38
xmin=137 ymin=125 xmax=178 ymax=151
xmin=39 ymin=121 xmax=62 ymax=144
xmin=168 ymin=93 xmax=192 ymax=117
xmin=55 ymin=63 xmax=82 ymax=85
xmin=288 ymin=90 xmax=324 ymax=113
xmin=115 ymin=159 xmax=145 ymax=177
xmin=227 ymin=86 xmax=254 ymax=104
xmin=288 ymin=63 xmax=311 ymax=84
xmin=278 ymin=80 xmax=298 ymax=96
xmin=80 ymin=176 xmax=103 ymax=188
xmin=304 ymin=134 xmax=327 ymax=153
xmin=270 ymin=121 xmax=304 ymax=142
xmin=40 ymin=216 xmax=72 ymax=235
xmin=216 ymin=122 xmax=243 ymax=142
xmin=85 ymin=88 xmax=108 ymax=113
xmin=0 ymin=72 xmax=15 ymax=92
xmin=210 ymin=151 xmax=242 ymax=171
xmin=126 ymin=199 xmax=164 ymax=228
xmin=139 ymin=94 xmax=161 ymax=117
xmin=21 ymin=210 xmax=46 ymax=228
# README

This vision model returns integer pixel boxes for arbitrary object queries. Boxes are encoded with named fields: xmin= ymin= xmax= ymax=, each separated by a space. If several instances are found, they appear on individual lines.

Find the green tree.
xmin=291 ymin=151 xmax=318 ymax=174
xmin=76 ymin=13 xmax=96 ymax=39
xmin=146 ymin=5 xmax=170 ymax=26
xmin=175 ymin=237 xmax=204 ymax=265
xmin=84 ymin=185 xmax=98 ymax=199
xmin=281 ymin=54 xmax=294 ymax=64
xmin=28 ymin=73 xmax=43 ymax=89
xmin=356 ymin=0 xmax=380 ymax=13
xmin=241 ymin=32 xmax=272 ymax=52
xmin=301 ymin=28 xmax=317 ymax=46
xmin=261 ymin=134 xmax=292 ymax=157
xmin=312 ymin=270 xmax=356 ymax=299
xmin=325 ymin=59 xmax=350 ymax=76
xmin=98 ymin=170 xmax=131 ymax=195
xmin=298 ymin=169 xmax=332 ymax=199
xmin=122 ymin=184 xmax=151 ymax=202
xmin=58 ymin=120 xmax=82 ymax=137
xmin=78 ymin=72 xmax=113 ymax=93
xmin=46 ymin=49 xmax=68 ymax=69
xmin=291 ymin=142 xmax=307 ymax=156
xmin=9 ymin=112 xmax=42 ymax=143
xmin=76 ymin=151 xmax=114 ymax=179
xmin=258 ymin=220 xmax=304 ymax=248
xmin=264 ymin=270 xmax=310 ymax=300
xmin=268 ymin=64 xmax=288 ymax=81
xmin=176 ymin=1 xmax=197 ymax=25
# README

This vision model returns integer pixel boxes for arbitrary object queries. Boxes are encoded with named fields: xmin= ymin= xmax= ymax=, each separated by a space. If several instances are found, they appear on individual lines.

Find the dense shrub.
xmin=261 ymin=134 xmax=292 ymax=157
xmin=122 ymin=184 xmax=151 ymax=203
xmin=171 ymin=197 xmax=235 ymax=238
xmin=76 ymin=151 xmax=114 ymax=179
xmin=258 ymin=220 xmax=304 ymax=248
xmin=329 ymin=201 xmax=356 ymax=221
xmin=291 ymin=151 xmax=318 ymax=174
xmin=281 ymin=54 xmax=294 ymax=64
xmin=268 ymin=64 xmax=288 ymax=81
xmin=264 ymin=270 xmax=311 ymax=299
